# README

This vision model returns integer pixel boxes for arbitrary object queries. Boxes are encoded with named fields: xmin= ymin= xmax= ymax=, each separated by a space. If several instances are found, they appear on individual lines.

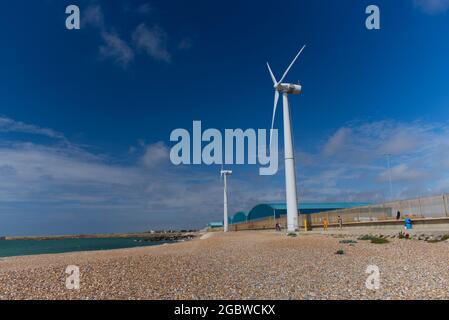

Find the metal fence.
xmin=308 ymin=194 xmax=449 ymax=225
xmin=227 ymin=194 xmax=449 ymax=231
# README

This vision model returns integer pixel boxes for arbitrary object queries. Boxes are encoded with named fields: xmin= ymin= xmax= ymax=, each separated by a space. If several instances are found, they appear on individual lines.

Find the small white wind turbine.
xmin=220 ymin=166 xmax=232 ymax=232
xmin=267 ymin=45 xmax=306 ymax=232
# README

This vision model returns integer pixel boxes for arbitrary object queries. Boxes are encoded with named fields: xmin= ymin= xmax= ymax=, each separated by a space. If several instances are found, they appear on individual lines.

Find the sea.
xmin=0 ymin=237 xmax=171 ymax=258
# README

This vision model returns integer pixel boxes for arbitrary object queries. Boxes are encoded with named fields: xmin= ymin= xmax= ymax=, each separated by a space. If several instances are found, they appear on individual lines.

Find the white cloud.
xmin=4 ymin=116 xmax=449 ymax=235
xmin=0 ymin=117 xmax=280 ymax=234
xmin=380 ymin=163 xmax=428 ymax=182
xmin=300 ymin=120 xmax=449 ymax=202
xmin=0 ymin=116 xmax=64 ymax=140
xmin=82 ymin=4 xmax=186 ymax=67
xmin=413 ymin=0 xmax=449 ymax=14
xmin=0 ymin=144 xmax=139 ymax=189
xmin=381 ymin=130 xmax=422 ymax=155
xmin=0 ymin=139 xmax=215 ymax=233
xmin=83 ymin=5 xmax=105 ymax=29
xmin=82 ymin=4 xmax=135 ymax=68
xmin=322 ymin=127 xmax=351 ymax=156
xmin=124 ymin=2 xmax=152 ymax=14
xmin=132 ymin=23 xmax=171 ymax=63
xmin=141 ymin=141 xmax=169 ymax=167
xmin=99 ymin=31 xmax=135 ymax=68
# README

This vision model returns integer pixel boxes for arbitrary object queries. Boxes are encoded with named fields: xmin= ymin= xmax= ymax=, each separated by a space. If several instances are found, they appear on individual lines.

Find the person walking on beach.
xmin=275 ymin=223 xmax=281 ymax=232
xmin=337 ymin=216 xmax=343 ymax=230
xmin=396 ymin=210 xmax=401 ymax=220
xmin=323 ymin=218 xmax=329 ymax=231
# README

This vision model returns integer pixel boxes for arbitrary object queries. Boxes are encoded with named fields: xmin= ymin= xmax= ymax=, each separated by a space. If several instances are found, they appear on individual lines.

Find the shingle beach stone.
xmin=0 ymin=231 xmax=447 ymax=300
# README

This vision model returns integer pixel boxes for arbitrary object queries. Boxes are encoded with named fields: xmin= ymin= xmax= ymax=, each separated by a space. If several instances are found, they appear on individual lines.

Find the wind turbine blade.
xmin=266 ymin=62 xmax=277 ymax=85
xmin=270 ymin=90 xmax=280 ymax=148
xmin=278 ymin=45 xmax=306 ymax=85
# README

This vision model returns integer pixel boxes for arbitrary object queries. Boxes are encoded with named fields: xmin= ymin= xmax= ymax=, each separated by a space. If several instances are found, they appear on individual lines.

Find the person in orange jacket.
xmin=323 ymin=218 xmax=329 ymax=231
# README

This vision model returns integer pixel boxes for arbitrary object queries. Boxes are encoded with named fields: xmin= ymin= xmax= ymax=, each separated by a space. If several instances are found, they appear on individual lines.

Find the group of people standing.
xmin=321 ymin=210 xmax=413 ymax=231
xmin=322 ymin=216 xmax=343 ymax=231
xmin=275 ymin=210 xmax=413 ymax=232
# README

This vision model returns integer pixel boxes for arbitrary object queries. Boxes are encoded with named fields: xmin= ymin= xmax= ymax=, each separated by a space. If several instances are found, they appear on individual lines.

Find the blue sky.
xmin=1 ymin=0 xmax=449 ymax=235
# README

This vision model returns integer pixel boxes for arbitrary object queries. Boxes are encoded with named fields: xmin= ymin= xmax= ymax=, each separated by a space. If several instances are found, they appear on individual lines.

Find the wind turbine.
xmin=267 ymin=45 xmax=306 ymax=232
xmin=221 ymin=167 xmax=232 ymax=232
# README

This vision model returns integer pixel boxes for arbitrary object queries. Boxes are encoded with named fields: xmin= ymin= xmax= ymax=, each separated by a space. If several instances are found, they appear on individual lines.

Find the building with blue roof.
xmin=208 ymin=221 xmax=224 ymax=229
xmin=244 ymin=202 xmax=370 ymax=223
xmin=231 ymin=211 xmax=248 ymax=224
xmin=214 ymin=202 xmax=371 ymax=228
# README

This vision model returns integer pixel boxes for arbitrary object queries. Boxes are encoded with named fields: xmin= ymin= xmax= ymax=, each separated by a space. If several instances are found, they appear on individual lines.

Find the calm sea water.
xmin=0 ymin=238 xmax=171 ymax=258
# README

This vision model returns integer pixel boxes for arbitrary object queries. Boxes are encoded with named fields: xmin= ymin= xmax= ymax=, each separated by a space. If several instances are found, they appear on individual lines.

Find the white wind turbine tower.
xmin=221 ymin=167 xmax=232 ymax=232
xmin=267 ymin=45 xmax=306 ymax=232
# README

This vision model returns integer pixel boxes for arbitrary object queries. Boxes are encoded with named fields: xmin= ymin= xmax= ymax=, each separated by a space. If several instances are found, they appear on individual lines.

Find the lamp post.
xmin=384 ymin=153 xmax=393 ymax=201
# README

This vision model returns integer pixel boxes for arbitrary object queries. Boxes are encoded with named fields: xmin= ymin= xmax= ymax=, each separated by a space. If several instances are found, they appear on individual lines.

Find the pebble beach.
xmin=0 ymin=231 xmax=448 ymax=300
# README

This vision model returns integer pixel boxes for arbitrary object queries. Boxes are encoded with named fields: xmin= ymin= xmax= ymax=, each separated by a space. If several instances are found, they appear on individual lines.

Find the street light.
xmin=384 ymin=153 xmax=393 ymax=201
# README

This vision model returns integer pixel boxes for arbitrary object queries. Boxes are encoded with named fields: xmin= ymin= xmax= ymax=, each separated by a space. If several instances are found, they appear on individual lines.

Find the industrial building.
xmin=246 ymin=203 xmax=369 ymax=222
xmin=209 ymin=202 xmax=369 ymax=229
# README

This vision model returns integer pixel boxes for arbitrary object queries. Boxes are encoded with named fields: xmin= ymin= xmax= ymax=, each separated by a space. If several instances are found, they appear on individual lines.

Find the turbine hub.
xmin=276 ymin=83 xmax=302 ymax=94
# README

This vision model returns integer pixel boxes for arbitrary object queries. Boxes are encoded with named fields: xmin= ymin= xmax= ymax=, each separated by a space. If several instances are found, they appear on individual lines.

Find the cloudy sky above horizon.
xmin=1 ymin=0 xmax=449 ymax=235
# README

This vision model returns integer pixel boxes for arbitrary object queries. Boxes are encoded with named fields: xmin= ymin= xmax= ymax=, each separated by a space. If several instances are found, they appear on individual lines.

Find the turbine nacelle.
xmin=221 ymin=170 xmax=232 ymax=176
xmin=276 ymin=83 xmax=302 ymax=95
